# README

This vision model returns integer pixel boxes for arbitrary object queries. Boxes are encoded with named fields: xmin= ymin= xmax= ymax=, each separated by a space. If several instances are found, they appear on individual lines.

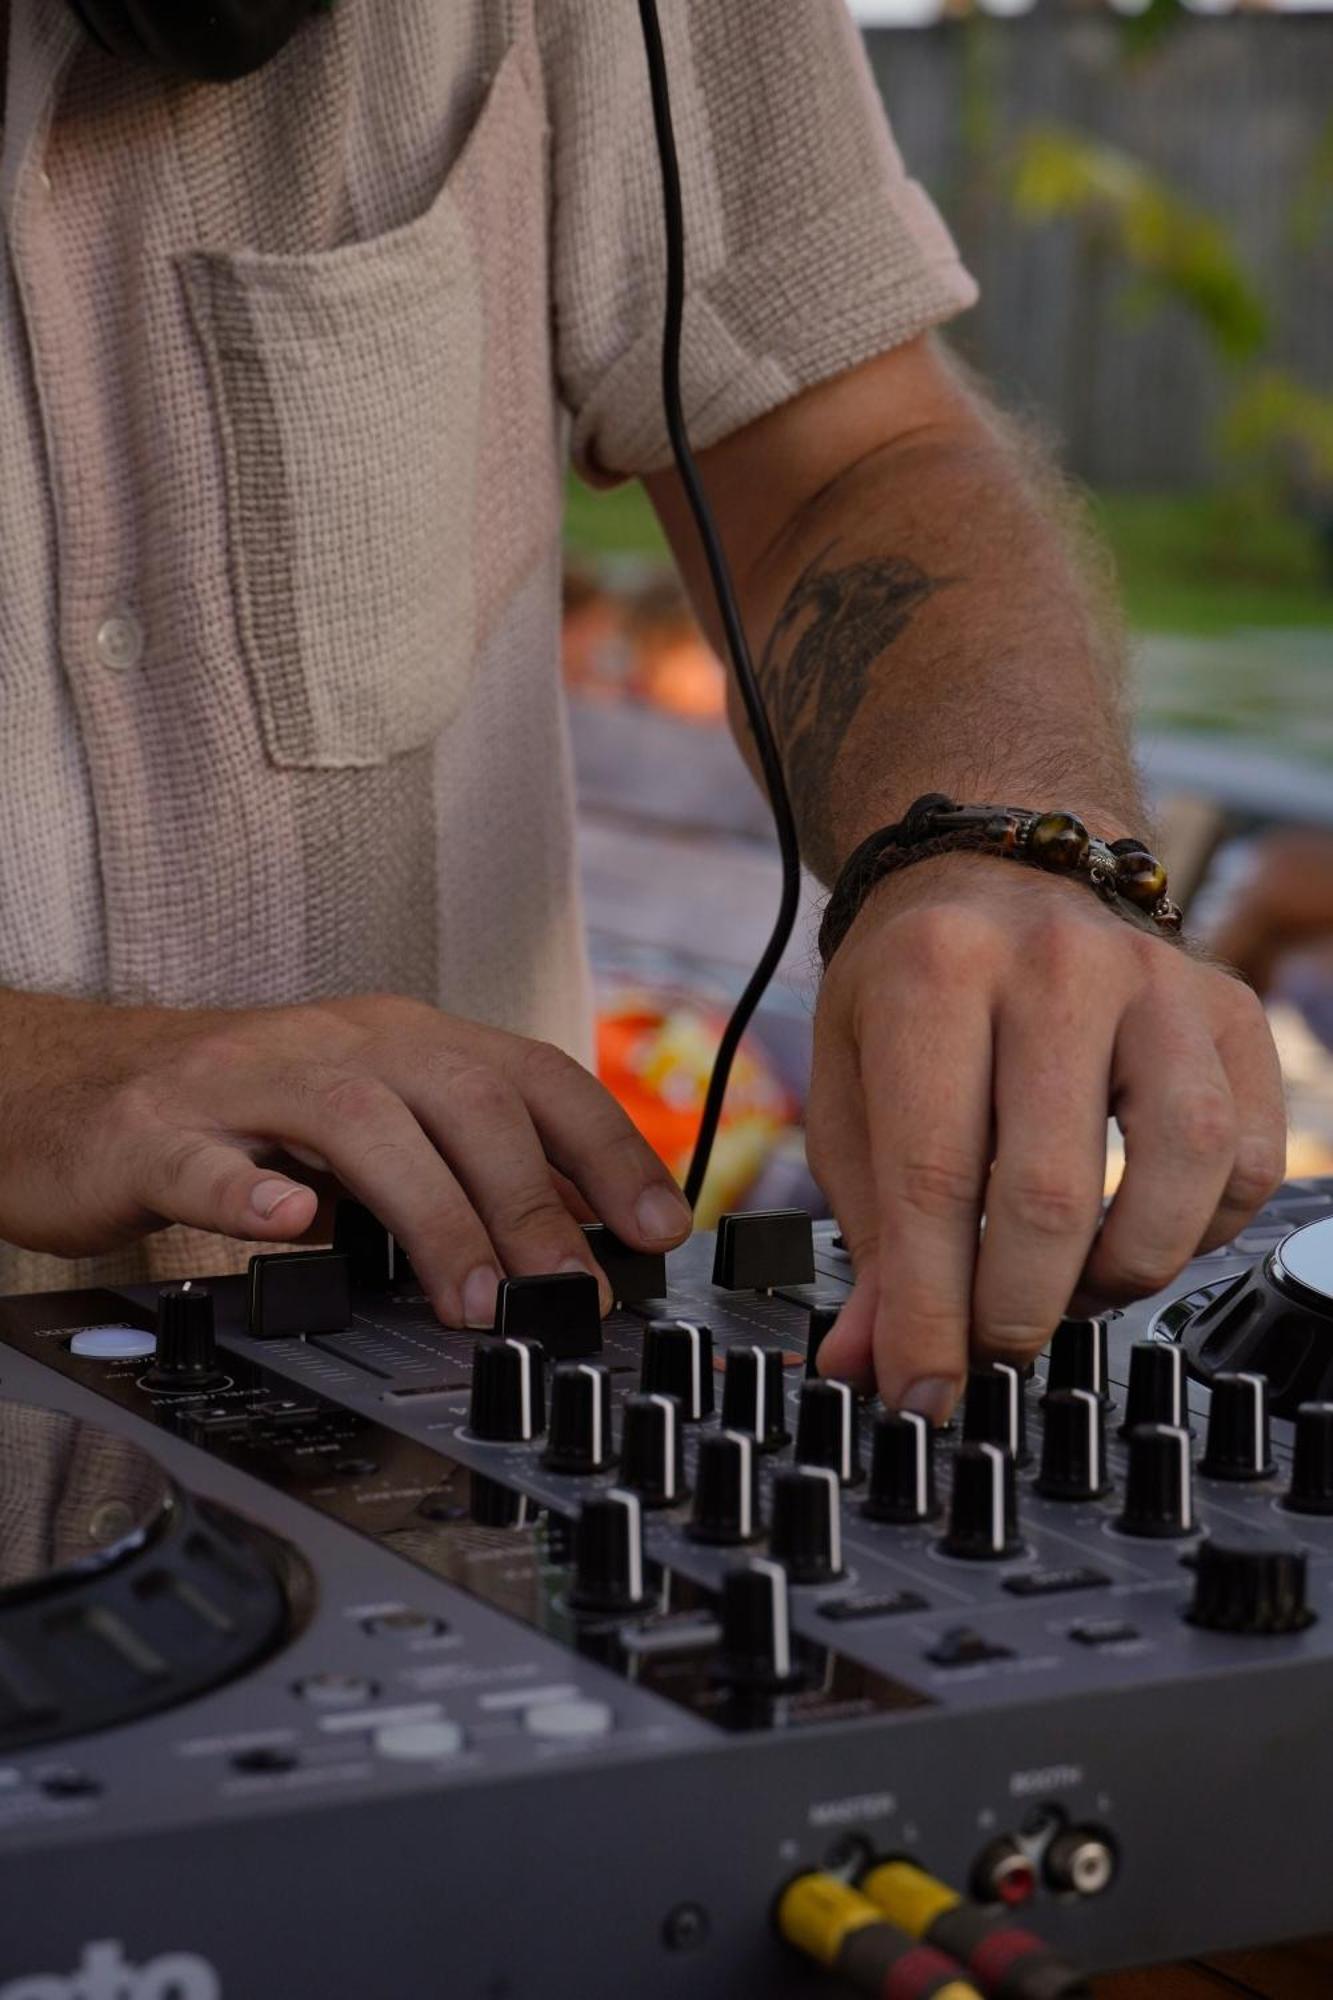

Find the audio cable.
xmin=778 ymin=1872 xmax=983 ymax=2000
xmin=634 ymin=0 xmax=804 ymax=1210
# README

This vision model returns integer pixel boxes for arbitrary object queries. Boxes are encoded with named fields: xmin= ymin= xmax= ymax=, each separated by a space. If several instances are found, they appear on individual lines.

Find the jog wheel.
xmin=0 ymin=1401 xmax=303 ymax=1752
xmin=1178 ymin=1217 xmax=1333 ymax=1418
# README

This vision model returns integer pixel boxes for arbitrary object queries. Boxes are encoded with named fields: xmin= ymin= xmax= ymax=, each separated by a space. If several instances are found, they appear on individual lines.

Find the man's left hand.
xmin=808 ymin=854 xmax=1287 ymax=1419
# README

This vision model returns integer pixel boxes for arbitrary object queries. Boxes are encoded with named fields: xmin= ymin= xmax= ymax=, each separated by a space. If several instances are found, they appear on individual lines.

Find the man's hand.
xmin=807 ymin=857 xmax=1286 ymax=1418
xmin=0 ymin=991 xmax=692 ymax=1325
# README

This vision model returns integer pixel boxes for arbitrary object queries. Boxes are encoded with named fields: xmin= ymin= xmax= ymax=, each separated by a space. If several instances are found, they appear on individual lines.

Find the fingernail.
xmin=561 ymin=1256 xmax=612 ymax=1315
xmin=898 ymin=1375 xmax=960 ymax=1426
xmin=462 ymin=1265 xmax=500 ymax=1330
xmin=634 ymin=1184 xmax=692 ymax=1246
xmin=251 ymin=1179 xmax=306 ymax=1221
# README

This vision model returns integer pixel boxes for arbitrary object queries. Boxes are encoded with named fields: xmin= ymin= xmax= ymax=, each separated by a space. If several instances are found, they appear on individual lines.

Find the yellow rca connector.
xmin=776 ymin=1871 xmax=983 ymax=1999
xmin=858 ymin=1860 xmax=1090 ymax=2000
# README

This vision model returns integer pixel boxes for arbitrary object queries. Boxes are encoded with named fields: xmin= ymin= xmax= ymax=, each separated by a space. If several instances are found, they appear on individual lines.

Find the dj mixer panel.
xmin=3 ymin=1183 xmax=1333 ymax=1996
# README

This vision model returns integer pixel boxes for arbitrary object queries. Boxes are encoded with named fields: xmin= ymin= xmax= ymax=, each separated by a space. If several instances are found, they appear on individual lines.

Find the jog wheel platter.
xmin=1177 ymin=1214 xmax=1333 ymax=1414
xmin=0 ymin=1404 xmax=298 ymax=1752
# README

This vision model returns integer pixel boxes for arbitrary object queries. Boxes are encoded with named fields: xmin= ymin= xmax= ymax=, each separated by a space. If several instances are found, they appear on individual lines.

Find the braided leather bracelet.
xmin=818 ymin=793 xmax=1184 ymax=968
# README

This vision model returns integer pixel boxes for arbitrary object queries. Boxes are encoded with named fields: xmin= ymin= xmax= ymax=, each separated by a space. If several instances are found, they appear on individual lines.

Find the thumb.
xmin=137 ymin=1135 xmax=319 ymax=1241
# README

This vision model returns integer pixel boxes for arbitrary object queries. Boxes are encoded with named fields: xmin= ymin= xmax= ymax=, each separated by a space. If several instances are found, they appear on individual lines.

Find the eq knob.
xmin=1186 ymin=1538 xmax=1314 ymax=1636
xmin=805 ymin=1305 xmax=839 ymax=1379
xmin=543 ymin=1363 xmax=615 ymax=1475
xmin=941 ymin=1443 xmax=1021 ymax=1560
xmin=1035 ymin=1388 xmax=1110 ymax=1501
xmin=619 ymin=1393 xmax=688 ymax=1509
xmin=962 ymin=1362 xmax=1029 ymax=1465
xmin=721 ymin=1345 xmax=790 ymax=1450
xmin=1284 ymin=1402 xmax=1333 ymax=1517
xmin=570 ymin=1489 xmax=651 ymax=1615
xmin=640 ymin=1320 xmax=714 ymax=1421
xmin=468 ymin=1337 xmax=546 ymax=1443
xmin=144 ymin=1283 xmax=224 ymax=1390
xmin=1045 ymin=1317 xmax=1112 ymax=1405
xmin=794 ymin=1380 xmax=862 ymax=1485
xmin=863 ymin=1410 xmax=939 ymax=1525
xmin=716 ymin=1558 xmax=801 ymax=1690
xmin=1117 ymin=1423 xmax=1195 ymax=1538
xmin=769 ymin=1466 xmax=844 ymax=1585
xmin=1120 ymin=1342 xmax=1186 ymax=1436
xmin=1200 ymin=1372 xmax=1274 ymax=1481
xmin=689 ymin=1430 xmax=763 ymax=1546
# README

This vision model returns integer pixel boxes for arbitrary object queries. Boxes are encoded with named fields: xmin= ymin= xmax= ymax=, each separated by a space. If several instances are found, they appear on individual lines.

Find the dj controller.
xmin=4 ymin=1182 xmax=1333 ymax=1998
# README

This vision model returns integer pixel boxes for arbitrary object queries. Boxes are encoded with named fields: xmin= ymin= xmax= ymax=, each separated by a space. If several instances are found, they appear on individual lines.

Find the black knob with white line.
xmin=720 ymin=1345 xmax=789 ymax=1450
xmin=1045 ymin=1317 xmax=1112 ymax=1406
xmin=543 ymin=1363 xmax=615 ymax=1475
xmin=1187 ymin=1538 xmax=1314 ymax=1636
xmin=640 ymin=1320 xmax=714 ymax=1421
xmin=769 ymin=1466 xmax=844 ymax=1585
xmin=962 ymin=1362 xmax=1029 ymax=1465
xmin=794 ymin=1379 xmax=862 ymax=1485
xmin=144 ymin=1283 xmax=224 ymax=1390
xmin=1200 ymin=1372 xmax=1274 ymax=1480
xmin=1035 ymin=1389 xmax=1111 ymax=1501
xmin=1118 ymin=1423 xmax=1196 ymax=1538
xmin=806 ymin=1305 xmax=839 ymax=1379
xmin=941 ymin=1443 xmax=1021 ymax=1560
xmin=468 ymin=1338 xmax=546 ymax=1443
xmin=1284 ymin=1402 xmax=1333 ymax=1516
xmin=716 ymin=1559 xmax=802 ymax=1690
xmin=619 ymin=1393 xmax=687 ymax=1509
xmin=569 ymin=1490 xmax=652 ymax=1615
xmin=1121 ymin=1342 xmax=1186 ymax=1436
xmin=863 ymin=1410 xmax=939 ymax=1524
xmin=689 ymin=1430 xmax=763 ymax=1545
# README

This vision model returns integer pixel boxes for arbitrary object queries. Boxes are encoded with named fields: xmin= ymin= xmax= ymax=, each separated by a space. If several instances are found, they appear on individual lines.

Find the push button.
xmin=96 ymin=611 xmax=145 ymax=671
xmin=925 ymin=1625 xmax=1013 ymax=1667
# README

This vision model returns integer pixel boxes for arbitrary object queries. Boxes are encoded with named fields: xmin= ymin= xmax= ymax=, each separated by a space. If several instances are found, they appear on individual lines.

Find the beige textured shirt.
xmin=0 ymin=0 xmax=975 ymax=1293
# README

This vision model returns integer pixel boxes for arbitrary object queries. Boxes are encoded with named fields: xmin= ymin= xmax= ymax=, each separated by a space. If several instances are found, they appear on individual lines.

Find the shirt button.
xmin=37 ymin=170 xmax=52 ymax=194
xmin=96 ymin=612 xmax=145 ymax=672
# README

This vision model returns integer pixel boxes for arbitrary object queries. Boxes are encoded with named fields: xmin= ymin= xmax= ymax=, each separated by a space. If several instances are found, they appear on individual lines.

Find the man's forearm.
xmin=651 ymin=342 xmax=1144 ymax=884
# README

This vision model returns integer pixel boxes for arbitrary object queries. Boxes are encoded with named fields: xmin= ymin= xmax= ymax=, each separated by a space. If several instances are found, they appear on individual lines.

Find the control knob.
xmin=619 ymin=1393 xmax=687 ymax=1509
xmin=769 ymin=1466 xmax=844 ymax=1585
xmin=570 ymin=1490 xmax=651 ymax=1615
xmin=720 ymin=1345 xmax=789 ymax=1450
xmin=144 ymin=1283 xmax=224 ymax=1391
xmin=543 ymin=1363 xmax=615 ymax=1474
xmin=941 ymin=1443 xmax=1021 ymax=1560
xmin=716 ymin=1558 xmax=801 ymax=1690
xmin=1187 ymin=1537 xmax=1314 ymax=1636
xmin=1120 ymin=1341 xmax=1186 ymax=1436
xmin=689 ymin=1430 xmax=762 ymax=1545
xmin=1045 ymin=1317 xmax=1111 ymax=1405
xmin=1117 ymin=1423 xmax=1195 ymax=1538
xmin=1035 ymin=1389 xmax=1110 ymax=1501
xmin=640 ymin=1320 xmax=714 ymax=1421
xmin=863 ymin=1410 xmax=939 ymax=1524
xmin=1200 ymin=1372 xmax=1274 ymax=1481
xmin=963 ymin=1362 xmax=1029 ymax=1464
xmin=469 ymin=1338 xmax=545 ymax=1443
xmin=794 ymin=1380 xmax=862 ymax=1485
xmin=1284 ymin=1402 xmax=1333 ymax=1517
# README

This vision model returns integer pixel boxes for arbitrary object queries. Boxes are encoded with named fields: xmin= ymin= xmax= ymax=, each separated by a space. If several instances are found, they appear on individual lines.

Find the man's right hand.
xmin=0 ymin=991 xmax=693 ymax=1326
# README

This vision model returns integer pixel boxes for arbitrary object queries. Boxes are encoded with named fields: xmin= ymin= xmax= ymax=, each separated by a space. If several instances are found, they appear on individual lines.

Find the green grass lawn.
xmin=564 ymin=477 xmax=1333 ymax=637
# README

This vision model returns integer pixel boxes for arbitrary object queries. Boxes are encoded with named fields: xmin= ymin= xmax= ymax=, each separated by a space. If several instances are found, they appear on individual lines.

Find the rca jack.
xmin=776 ymin=1873 xmax=983 ymax=1999
xmin=857 ymin=1860 xmax=1090 ymax=2000
xmin=1043 ymin=1828 xmax=1117 ymax=1900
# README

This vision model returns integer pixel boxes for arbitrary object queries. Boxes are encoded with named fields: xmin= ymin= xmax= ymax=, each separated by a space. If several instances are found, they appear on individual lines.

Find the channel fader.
xmin=3 ymin=1183 xmax=1333 ymax=1995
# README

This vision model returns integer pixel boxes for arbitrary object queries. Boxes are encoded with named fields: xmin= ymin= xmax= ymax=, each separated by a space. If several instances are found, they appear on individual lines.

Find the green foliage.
xmin=1011 ymin=127 xmax=1269 ymax=363
xmin=1222 ymin=370 xmax=1333 ymax=487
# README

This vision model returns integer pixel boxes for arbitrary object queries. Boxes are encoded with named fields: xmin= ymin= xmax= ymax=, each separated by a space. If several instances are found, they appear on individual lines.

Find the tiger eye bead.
xmin=1028 ymin=811 xmax=1090 ymax=873
xmin=1114 ymin=848 xmax=1169 ymax=909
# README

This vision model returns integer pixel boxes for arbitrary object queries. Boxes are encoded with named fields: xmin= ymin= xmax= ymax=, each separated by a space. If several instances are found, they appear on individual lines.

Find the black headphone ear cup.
xmin=66 ymin=0 xmax=320 ymax=80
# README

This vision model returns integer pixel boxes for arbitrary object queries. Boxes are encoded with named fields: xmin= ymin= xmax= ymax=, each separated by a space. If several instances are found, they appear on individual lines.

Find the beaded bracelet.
xmin=817 ymin=793 xmax=1184 ymax=968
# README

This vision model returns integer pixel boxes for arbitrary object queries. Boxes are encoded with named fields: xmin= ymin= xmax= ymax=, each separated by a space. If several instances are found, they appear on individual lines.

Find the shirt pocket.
xmin=178 ymin=65 xmax=518 ymax=770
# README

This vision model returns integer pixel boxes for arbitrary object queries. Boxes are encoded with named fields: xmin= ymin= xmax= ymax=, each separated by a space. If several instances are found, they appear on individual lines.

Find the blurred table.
xmin=1097 ymin=1938 xmax=1333 ymax=1996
